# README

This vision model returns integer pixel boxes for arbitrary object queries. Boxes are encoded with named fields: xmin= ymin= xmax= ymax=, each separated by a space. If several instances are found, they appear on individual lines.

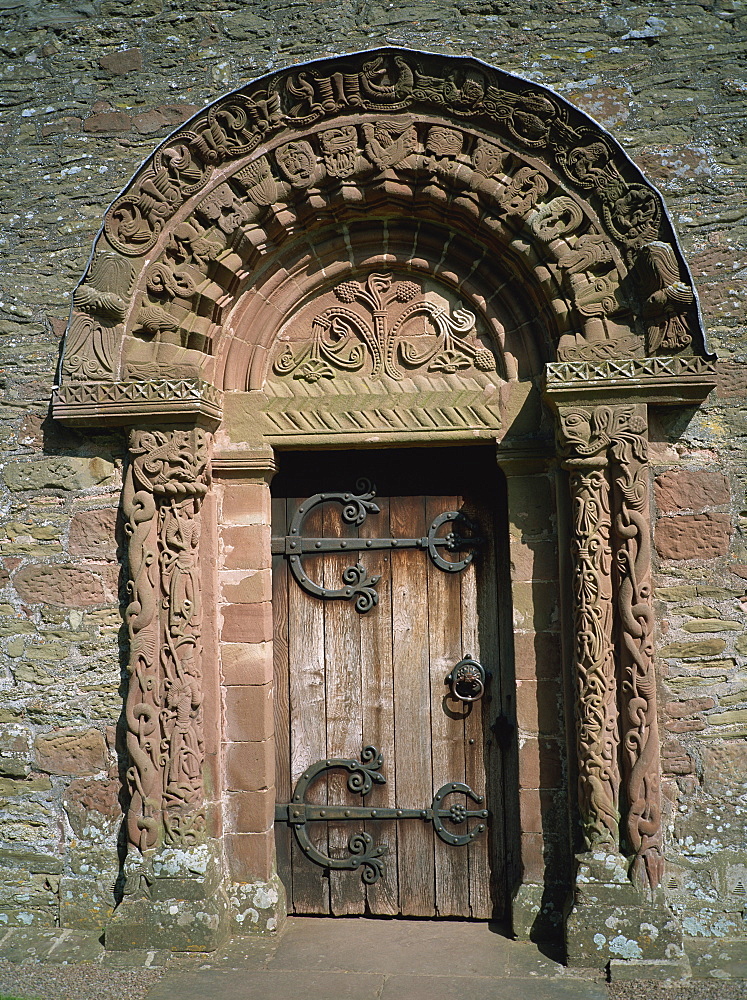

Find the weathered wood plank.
xmin=324 ymin=497 xmax=365 ymax=915
xmin=391 ymin=493 xmax=436 ymax=917
xmin=427 ymin=494 xmax=470 ymax=917
xmin=288 ymin=495 xmax=329 ymax=914
xmin=360 ymin=494 xmax=399 ymax=915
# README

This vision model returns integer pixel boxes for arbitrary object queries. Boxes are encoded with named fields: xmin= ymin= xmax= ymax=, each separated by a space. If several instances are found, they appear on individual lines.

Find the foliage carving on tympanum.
xmin=273 ymin=272 xmax=496 ymax=383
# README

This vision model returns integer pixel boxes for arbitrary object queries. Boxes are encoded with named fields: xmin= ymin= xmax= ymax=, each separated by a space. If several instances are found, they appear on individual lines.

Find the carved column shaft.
xmin=609 ymin=405 xmax=663 ymax=889
xmin=558 ymin=403 xmax=663 ymax=887
xmin=559 ymin=418 xmax=620 ymax=852
xmin=123 ymin=427 xmax=210 ymax=872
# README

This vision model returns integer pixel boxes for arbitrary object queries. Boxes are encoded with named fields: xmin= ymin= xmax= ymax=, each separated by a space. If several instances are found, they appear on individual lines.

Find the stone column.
xmin=107 ymin=426 xmax=230 ymax=951
xmin=557 ymin=404 xmax=677 ymax=972
xmin=557 ymin=409 xmax=621 ymax=857
xmin=608 ymin=404 xmax=664 ymax=891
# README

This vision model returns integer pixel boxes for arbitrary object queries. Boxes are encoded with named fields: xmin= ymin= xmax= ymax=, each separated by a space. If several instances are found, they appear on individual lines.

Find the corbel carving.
xmin=122 ymin=427 xmax=210 ymax=895
xmin=558 ymin=404 xmax=662 ymax=888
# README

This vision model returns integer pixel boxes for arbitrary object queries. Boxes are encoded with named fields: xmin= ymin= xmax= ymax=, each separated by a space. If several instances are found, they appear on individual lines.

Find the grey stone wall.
xmin=1 ymin=0 xmax=746 ymax=962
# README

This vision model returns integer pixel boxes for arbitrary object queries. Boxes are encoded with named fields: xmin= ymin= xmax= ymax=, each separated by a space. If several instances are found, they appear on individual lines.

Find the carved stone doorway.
xmin=50 ymin=48 xmax=717 ymax=963
xmin=271 ymin=446 xmax=510 ymax=919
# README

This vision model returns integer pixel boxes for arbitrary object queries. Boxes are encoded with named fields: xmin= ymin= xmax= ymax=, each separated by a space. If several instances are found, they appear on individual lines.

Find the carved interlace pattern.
xmin=610 ymin=421 xmax=664 ymax=890
xmin=123 ymin=428 xmax=209 ymax=888
xmin=560 ymin=404 xmax=662 ymax=887
xmin=567 ymin=464 xmax=619 ymax=851
xmin=273 ymin=272 xmax=495 ymax=382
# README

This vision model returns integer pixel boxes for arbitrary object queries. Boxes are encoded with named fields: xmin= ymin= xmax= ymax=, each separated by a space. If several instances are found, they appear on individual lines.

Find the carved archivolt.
xmin=56 ymin=49 xmax=704 ymax=398
xmin=122 ymin=427 xmax=210 ymax=889
xmin=558 ymin=404 xmax=662 ymax=889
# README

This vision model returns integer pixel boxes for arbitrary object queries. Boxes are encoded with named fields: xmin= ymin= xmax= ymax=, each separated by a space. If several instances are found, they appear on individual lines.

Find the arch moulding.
xmin=51 ymin=49 xmax=717 ymax=960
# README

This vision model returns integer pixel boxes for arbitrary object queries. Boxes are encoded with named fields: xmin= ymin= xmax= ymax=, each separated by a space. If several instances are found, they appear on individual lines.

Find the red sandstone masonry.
xmin=655 ymin=513 xmax=732 ymax=560
xmin=224 ymin=683 xmax=274 ymax=743
xmin=224 ymin=738 xmax=275 ymax=792
xmin=515 ymin=679 xmax=562 ymax=735
xmin=224 ymin=831 xmax=274 ymax=882
xmin=518 ymin=737 xmax=563 ymax=789
xmin=224 ymin=788 xmax=275 ymax=834
xmin=220 ymin=483 xmax=271 ymax=525
xmin=221 ymin=602 xmax=273 ymax=643
xmin=654 ymin=469 xmax=730 ymax=513
xmin=221 ymin=642 xmax=273 ymax=686
xmin=220 ymin=524 xmax=271 ymax=570
xmin=665 ymin=697 xmax=716 ymax=718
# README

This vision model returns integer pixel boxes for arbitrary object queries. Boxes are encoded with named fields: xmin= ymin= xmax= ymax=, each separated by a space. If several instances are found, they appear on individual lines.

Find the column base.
xmin=227 ymin=873 xmax=287 ymax=935
xmin=565 ymin=852 xmax=685 ymax=970
xmin=105 ymin=843 xmax=231 ymax=952
xmin=511 ymin=883 xmax=569 ymax=942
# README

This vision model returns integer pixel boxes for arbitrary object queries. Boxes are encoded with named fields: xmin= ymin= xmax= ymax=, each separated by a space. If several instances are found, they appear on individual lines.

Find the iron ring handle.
xmin=446 ymin=657 xmax=486 ymax=702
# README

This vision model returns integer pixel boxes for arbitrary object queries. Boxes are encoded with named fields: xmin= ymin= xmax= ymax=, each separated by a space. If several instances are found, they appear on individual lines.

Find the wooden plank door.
xmin=272 ymin=447 xmax=505 ymax=919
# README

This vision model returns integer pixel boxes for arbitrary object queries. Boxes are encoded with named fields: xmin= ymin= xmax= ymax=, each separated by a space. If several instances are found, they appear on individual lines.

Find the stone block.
xmin=3 ymin=456 xmax=114 ymax=492
xmin=511 ymin=581 xmax=559 ymax=631
xmin=34 ymin=728 xmax=107 ymax=775
xmin=655 ymin=513 xmax=732 ymax=560
xmin=228 ymin=874 xmax=285 ymax=935
xmin=63 ymin=777 xmax=121 ymax=836
xmin=0 ymin=848 xmax=63 ymax=875
xmin=105 ymin=892 xmax=230 ymax=952
xmin=224 ymin=831 xmax=274 ymax=882
xmin=224 ymin=738 xmax=275 ymax=792
xmin=511 ymin=882 xmax=567 ymax=942
xmin=665 ymin=697 xmax=715 ymax=718
xmin=221 ymin=642 xmax=273 ymax=686
xmin=513 ymin=631 xmax=560 ymax=680
xmin=734 ymin=634 xmax=747 ymax=655
xmin=224 ymin=788 xmax=275 ymax=834
xmin=517 ymin=736 xmax=563 ymax=790
xmin=83 ymin=111 xmax=132 ymax=132
xmin=221 ymin=602 xmax=273 ymax=643
xmin=69 ymin=508 xmax=118 ymax=559
xmin=702 ymin=740 xmax=747 ymax=794
xmin=655 ymin=469 xmax=730 ymax=513
xmin=0 ymin=725 xmax=33 ymax=777
xmin=220 ymin=484 xmax=271 ymax=525
xmin=509 ymin=538 xmax=558 ymax=583
xmin=660 ymin=638 xmax=727 ymax=658
xmin=516 ymin=679 xmax=562 ymax=735
xmin=706 ymin=707 xmax=747 ymax=726
xmin=98 ymin=47 xmax=141 ymax=75
xmin=14 ymin=563 xmax=117 ymax=607
xmin=220 ymin=525 xmax=271 ymax=571
xmin=220 ymin=569 xmax=272 ymax=604
xmin=665 ymin=718 xmax=706 ymax=733
xmin=655 ymin=585 xmax=697 ymax=601
xmin=224 ymin=683 xmax=274 ymax=743
xmin=682 ymin=618 xmax=740 ymax=632
xmin=609 ymin=957 xmax=691 ymax=981
xmin=0 ymin=927 xmax=103 ymax=961
xmin=507 ymin=478 xmax=555 ymax=538
xmin=59 ymin=875 xmax=114 ymax=929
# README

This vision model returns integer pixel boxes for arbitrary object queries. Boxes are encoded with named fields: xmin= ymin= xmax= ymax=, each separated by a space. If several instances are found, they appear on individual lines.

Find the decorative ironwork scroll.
xmin=275 ymin=746 xmax=489 ymax=884
xmin=558 ymin=404 xmax=663 ymax=888
xmin=273 ymin=272 xmax=496 ymax=383
xmin=122 ymin=426 xmax=210 ymax=894
xmin=271 ymin=479 xmax=482 ymax=612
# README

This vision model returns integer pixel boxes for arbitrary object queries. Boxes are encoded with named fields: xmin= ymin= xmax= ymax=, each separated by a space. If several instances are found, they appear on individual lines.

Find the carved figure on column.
xmin=123 ymin=427 xmax=210 ymax=894
xmin=608 ymin=406 xmax=663 ymax=889
xmin=559 ymin=404 xmax=663 ymax=888
xmin=559 ymin=407 xmax=619 ymax=854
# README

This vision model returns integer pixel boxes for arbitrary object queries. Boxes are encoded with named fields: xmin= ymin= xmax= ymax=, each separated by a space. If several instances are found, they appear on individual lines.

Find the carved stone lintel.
xmin=557 ymin=403 xmax=663 ymax=889
xmin=123 ymin=427 xmax=210 ymax=894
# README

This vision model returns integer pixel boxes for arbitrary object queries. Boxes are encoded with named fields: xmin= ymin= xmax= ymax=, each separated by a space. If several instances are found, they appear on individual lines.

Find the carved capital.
xmin=122 ymin=427 xmax=211 ymax=889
